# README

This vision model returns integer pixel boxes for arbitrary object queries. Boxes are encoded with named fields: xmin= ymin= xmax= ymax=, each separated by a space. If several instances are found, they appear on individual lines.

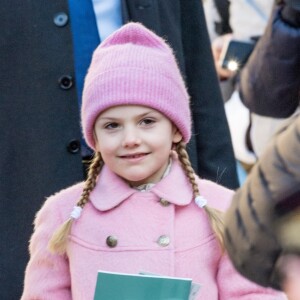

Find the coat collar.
xmin=90 ymin=158 xmax=194 ymax=211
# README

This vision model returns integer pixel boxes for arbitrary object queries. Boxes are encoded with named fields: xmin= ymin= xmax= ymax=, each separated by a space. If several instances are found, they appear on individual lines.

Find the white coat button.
xmin=159 ymin=198 xmax=170 ymax=207
xmin=157 ymin=235 xmax=170 ymax=247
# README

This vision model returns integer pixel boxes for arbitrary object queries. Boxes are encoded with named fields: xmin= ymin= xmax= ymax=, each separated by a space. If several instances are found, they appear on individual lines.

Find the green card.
xmin=94 ymin=270 xmax=193 ymax=300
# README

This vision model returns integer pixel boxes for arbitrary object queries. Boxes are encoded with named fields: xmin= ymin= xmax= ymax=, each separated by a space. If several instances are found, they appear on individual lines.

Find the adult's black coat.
xmin=0 ymin=0 xmax=238 ymax=298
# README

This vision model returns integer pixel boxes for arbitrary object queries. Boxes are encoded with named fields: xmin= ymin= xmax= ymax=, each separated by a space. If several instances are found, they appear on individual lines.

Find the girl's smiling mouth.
xmin=119 ymin=152 xmax=149 ymax=159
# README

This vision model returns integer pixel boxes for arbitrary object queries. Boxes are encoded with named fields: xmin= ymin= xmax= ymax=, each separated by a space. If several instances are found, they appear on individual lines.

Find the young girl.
xmin=21 ymin=23 xmax=284 ymax=300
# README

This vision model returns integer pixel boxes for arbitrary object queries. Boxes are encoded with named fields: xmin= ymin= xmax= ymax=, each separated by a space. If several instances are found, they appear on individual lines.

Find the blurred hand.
xmin=211 ymin=33 xmax=236 ymax=80
xmin=280 ymin=254 xmax=300 ymax=300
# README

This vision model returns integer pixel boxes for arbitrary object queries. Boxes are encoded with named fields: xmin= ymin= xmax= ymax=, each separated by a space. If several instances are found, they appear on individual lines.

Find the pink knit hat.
xmin=81 ymin=22 xmax=191 ymax=150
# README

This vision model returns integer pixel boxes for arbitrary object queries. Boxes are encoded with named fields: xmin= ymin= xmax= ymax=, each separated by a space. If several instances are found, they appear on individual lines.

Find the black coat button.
xmin=58 ymin=75 xmax=73 ymax=90
xmin=67 ymin=140 xmax=80 ymax=154
xmin=53 ymin=12 xmax=69 ymax=27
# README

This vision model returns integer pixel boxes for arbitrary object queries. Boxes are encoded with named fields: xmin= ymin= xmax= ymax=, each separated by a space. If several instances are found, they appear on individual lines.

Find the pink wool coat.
xmin=21 ymin=159 xmax=284 ymax=300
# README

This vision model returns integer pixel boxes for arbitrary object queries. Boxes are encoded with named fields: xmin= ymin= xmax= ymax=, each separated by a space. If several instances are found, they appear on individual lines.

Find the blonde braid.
xmin=176 ymin=141 xmax=225 ymax=250
xmin=77 ymin=152 xmax=103 ymax=208
xmin=48 ymin=152 xmax=103 ymax=254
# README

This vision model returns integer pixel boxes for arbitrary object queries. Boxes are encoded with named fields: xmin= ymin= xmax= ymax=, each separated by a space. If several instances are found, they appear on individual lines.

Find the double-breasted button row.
xmin=105 ymin=199 xmax=171 ymax=248
xmin=53 ymin=13 xmax=74 ymax=91
xmin=105 ymin=235 xmax=171 ymax=248
xmin=53 ymin=12 xmax=76 ymax=153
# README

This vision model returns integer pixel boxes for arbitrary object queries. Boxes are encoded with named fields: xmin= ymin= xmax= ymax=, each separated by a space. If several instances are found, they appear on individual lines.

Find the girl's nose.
xmin=121 ymin=128 xmax=141 ymax=148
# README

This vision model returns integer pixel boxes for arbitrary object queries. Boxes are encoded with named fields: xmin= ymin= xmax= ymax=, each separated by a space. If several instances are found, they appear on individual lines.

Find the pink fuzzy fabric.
xmin=81 ymin=22 xmax=191 ymax=150
xmin=21 ymin=159 xmax=285 ymax=299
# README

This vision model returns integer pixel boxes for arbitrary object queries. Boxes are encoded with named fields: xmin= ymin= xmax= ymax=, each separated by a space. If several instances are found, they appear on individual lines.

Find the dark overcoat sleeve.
xmin=0 ymin=1 xmax=84 ymax=298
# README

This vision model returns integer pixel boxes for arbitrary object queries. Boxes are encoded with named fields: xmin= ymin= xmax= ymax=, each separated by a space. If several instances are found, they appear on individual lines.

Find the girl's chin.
xmin=116 ymin=169 xmax=162 ymax=186
xmin=125 ymin=178 xmax=149 ymax=187
xmin=122 ymin=175 xmax=155 ymax=187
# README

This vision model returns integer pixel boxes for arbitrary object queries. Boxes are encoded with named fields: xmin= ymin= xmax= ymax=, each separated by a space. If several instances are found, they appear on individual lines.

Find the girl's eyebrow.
xmin=99 ymin=110 xmax=158 ymax=121
xmin=137 ymin=111 xmax=157 ymax=118
xmin=97 ymin=116 xmax=119 ymax=121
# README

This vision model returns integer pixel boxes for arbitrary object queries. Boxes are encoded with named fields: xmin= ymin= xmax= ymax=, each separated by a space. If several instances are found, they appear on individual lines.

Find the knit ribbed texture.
xmin=81 ymin=22 xmax=191 ymax=150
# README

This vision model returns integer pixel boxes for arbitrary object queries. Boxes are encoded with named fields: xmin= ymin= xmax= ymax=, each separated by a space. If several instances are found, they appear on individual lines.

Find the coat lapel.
xmin=89 ymin=159 xmax=194 ymax=211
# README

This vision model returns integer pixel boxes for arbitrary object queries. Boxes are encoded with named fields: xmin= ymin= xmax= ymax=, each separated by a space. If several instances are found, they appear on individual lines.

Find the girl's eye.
xmin=141 ymin=118 xmax=155 ymax=125
xmin=104 ymin=122 xmax=119 ymax=129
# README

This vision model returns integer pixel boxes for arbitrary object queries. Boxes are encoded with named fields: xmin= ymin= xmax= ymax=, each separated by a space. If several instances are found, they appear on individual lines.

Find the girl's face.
xmin=94 ymin=105 xmax=182 ymax=186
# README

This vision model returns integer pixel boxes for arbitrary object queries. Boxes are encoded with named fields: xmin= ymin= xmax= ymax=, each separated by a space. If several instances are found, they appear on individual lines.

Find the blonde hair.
xmin=48 ymin=152 xmax=103 ymax=254
xmin=49 ymin=141 xmax=224 ymax=254
xmin=176 ymin=141 xmax=224 ymax=250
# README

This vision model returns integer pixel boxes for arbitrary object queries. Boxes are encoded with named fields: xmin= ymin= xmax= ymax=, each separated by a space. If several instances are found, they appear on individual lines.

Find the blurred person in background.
xmin=0 ymin=0 xmax=238 ymax=298
xmin=224 ymin=115 xmax=300 ymax=300
xmin=203 ymin=0 xmax=300 ymax=184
